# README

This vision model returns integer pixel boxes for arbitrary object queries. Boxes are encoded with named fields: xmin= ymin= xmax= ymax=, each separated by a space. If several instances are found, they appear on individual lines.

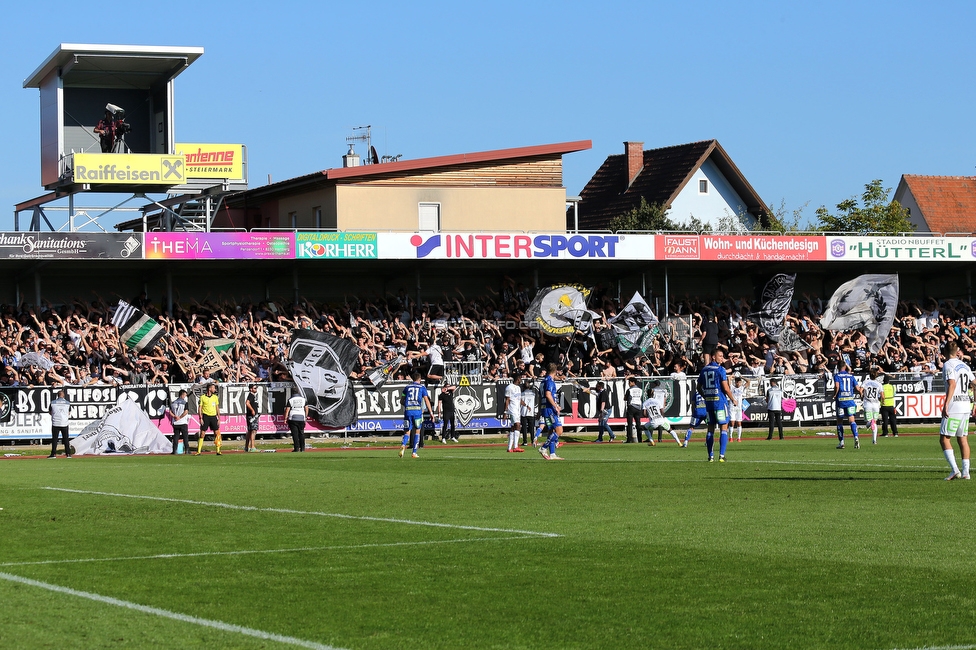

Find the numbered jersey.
xmin=834 ymin=371 xmax=859 ymax=402
xmin=403 ymin=382 xmax=430 ymax=414
xmin=641 ymin=397 xmax=666 ymax=424
xmin=861 ymin=379 xmax=883 ymax=407
xmin=541 ymin=375 xmax=559 ymax=416
xmin=943 ymin=358 xmax=975 ymax=416
xmin=698 ymin=362 xmax=729 ymax=405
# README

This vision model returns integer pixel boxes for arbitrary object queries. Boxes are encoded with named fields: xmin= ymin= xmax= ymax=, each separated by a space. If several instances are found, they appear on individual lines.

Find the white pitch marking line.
xmin=42 ymin=487 xmax=562 ymax=538
xmin=890 ymin=645 xmax=976 ymax=650
xmin=0 ymin=571 xmax=344 ymax=650
xmin=442 ymin=455 xmax=943 ymax=470
xmin=0 ymin=536 xmax=536 ymax=568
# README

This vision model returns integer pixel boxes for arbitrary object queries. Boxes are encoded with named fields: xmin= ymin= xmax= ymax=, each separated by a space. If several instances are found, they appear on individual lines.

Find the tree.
xmin=814 ymin=180 xmax=914 ymax=234
xmin=764 ymin=199 xmax=810 ymax=233
xmin=608 ymin=197 xmax=676 ymax=232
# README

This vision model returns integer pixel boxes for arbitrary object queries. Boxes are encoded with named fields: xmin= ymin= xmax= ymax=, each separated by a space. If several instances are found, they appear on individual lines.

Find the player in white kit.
xmin=940 ymin=342 xmax=974 ymax=480
xmin=729 ymin=376 xmax=745 ymax=442
xmin=861 ymin=369 xmax=884 ymax=445
xmin=504 ymin=376 xmax=524 ymax=452
xmin=642 ymin=385 xmax=682 ymax=446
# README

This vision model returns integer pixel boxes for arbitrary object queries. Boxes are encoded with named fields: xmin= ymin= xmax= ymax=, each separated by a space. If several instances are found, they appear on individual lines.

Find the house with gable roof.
xmin=574 ymin=140 xmax=770 ymax=232
xmin=211 ymin=140 xmax=591 ymax=232
xmin=893 ymin=175 xmax=976 ymax=235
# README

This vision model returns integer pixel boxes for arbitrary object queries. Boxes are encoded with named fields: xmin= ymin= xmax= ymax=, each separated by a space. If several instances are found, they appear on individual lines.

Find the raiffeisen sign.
xmin=71 ymin=153 xmax=185 ymax=184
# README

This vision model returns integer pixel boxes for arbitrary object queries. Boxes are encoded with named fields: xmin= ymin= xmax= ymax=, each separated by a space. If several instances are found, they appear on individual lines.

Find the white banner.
xmin=71 ymin=400 xmax=171 ymax=455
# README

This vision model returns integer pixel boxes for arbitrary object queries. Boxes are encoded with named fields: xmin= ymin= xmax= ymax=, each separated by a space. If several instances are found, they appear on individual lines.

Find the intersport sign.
xmin=376 ymin=233 xmax=655 ymax=260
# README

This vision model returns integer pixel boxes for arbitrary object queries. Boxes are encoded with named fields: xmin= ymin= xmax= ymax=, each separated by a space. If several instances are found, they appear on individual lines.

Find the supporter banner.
xmin=72 ymin=153 xmax=185 ymax=184
xmin=827 ymin=236 xmax=976 ymax=262
xmin=144 ymin=232 xmax=295 ymax=259
xmin=0 ymin=232 xmax=142 ymax=260
xmin=0 ymin=381 xmax=502 ymax=440
xmin=0 ymin=376 xmax=949 ymax=440
xmin=655 ymin=235 xmax=827 ymax=262
xmin=296 ymin=232 xmax=377 ymax=259
xmin=376 ymin=232 xmax=655 ymax=260
xmin=174 ymin=143 xmax=244 ymax=180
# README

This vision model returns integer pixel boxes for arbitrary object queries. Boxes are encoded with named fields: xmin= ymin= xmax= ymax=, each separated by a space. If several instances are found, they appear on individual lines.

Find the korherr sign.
xmin=296 ymin=232 xmax=377 ymax=259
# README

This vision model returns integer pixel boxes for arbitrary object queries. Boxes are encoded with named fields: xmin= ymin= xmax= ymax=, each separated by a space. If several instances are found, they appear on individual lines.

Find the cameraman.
xmin=94 ymin=109 xmax=118 ymax=153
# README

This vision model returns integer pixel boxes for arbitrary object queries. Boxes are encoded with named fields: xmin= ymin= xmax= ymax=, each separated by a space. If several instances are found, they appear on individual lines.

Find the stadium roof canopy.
xmin=24 ymin=43 xmax=204 ymax=89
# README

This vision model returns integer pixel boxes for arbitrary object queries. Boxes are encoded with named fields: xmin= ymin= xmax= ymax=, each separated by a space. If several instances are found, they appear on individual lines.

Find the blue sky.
xmin=2 ymin=1 xmax=974 ymax=229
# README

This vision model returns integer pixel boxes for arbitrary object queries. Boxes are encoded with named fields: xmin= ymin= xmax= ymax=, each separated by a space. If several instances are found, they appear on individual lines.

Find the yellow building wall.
xmin=332 ymin=185 xmax=567 ymax=231
xmin=276 ymin=187 xmax=337 ymax=228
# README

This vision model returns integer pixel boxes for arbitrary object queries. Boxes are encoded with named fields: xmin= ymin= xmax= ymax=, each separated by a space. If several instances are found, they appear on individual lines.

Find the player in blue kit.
xmin=697 ymin=349 xmax=738 ymax=462
xmin=833 ymin=363 xmax=863 ymax=449
xmin=683 ymin=391 xmax=708 ymax=448
xmin=401 ymin=372 xmax=434 ymax=458
xmin=538 ymin=363 xmax=565 ymax=460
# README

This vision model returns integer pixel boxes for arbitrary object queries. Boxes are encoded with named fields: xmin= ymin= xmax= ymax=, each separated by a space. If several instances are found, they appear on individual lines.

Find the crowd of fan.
xmin=0 ymin=281 xmax=974 ymax=388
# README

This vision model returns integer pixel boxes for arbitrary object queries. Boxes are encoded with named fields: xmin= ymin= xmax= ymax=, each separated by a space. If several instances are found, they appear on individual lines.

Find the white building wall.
xmin=666 ymin=159 xmax=757 ymax=230
xmin=892 ymin=185 xmax=928 ymax=233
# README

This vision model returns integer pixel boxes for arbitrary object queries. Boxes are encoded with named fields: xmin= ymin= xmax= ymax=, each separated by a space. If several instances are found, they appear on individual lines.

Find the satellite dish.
xmin=370 ymin=146 xmax=380 ymax=165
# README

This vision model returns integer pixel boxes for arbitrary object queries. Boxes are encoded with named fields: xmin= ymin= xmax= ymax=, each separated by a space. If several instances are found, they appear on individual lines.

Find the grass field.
xmin=1 ymin=431 xmax=974 ymax=650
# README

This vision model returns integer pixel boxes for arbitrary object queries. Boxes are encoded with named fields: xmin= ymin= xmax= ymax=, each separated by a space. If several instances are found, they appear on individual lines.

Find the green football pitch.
xmin=1 ymin=433 xmax=973 ymax=650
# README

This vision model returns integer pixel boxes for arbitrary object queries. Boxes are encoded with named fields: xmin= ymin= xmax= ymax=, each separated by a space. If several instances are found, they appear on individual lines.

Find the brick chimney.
xmin=624 ymin=141 xmax=644 ymax=189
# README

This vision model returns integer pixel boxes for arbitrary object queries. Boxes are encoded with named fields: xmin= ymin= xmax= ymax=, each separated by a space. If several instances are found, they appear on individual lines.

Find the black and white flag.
xmin=820 ymin=274 xmax=899 ymax=354
xmin=366 ymin=355 xmax=405 ymax=389
xmin=111 ymin=300 xmax=166 ymax=354
xmin=748 ymin=274 xmax=795 ymax=342
xmin=524 ymin=284 xmax=599 ymax=337
xmin=609 ymin=292 xmax=659 ymax=358
xmin=287 ymin=329 xmax=358 ymax=428
xmin=17 ymin=351 xmax=55 ymax=371
xmin=777 ymin=327 xmax=811 ymax=352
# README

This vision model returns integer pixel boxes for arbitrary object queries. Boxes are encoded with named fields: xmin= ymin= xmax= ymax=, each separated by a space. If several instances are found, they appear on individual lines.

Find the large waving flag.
xmin=111 ymin=300 xmax=166 ymax=354
xmin=609 ymin=292 xmax=659 ymax=358
xmin=288 ymin=329 xmax=359 ymax=428
xmin=525 ymin=284 xmax=598 ymax=337
xmin=820 ymin=274 xmax=899 ymax=354
xmin=748 ymin=274 xmax=796 ymax=342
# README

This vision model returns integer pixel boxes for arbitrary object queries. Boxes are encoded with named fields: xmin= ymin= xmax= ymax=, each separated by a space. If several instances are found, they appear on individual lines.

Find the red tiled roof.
xmin=899 ymin=175 xmax=976 ymax=234
xmin=326 ymin=141 xmax=591 ymax=180
xmin=576 ymin=140 xmax=769 ymax=231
